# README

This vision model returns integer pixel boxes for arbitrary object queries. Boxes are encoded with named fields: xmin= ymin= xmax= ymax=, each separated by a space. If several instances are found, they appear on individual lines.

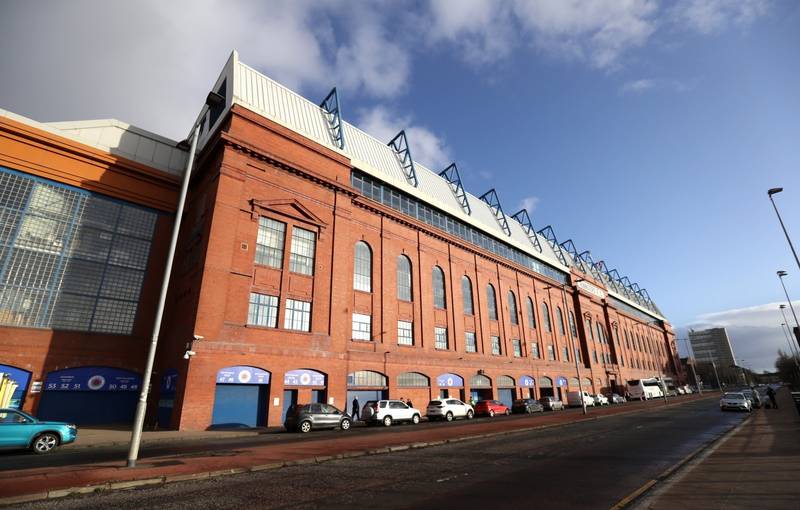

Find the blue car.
xmin=0 ymin=408 xmax=77 ymax=454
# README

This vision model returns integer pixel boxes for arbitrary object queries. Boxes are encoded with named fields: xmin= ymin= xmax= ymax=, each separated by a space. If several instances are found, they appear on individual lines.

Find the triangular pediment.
xmin=250 ymin=198 xmax=327 ymax=228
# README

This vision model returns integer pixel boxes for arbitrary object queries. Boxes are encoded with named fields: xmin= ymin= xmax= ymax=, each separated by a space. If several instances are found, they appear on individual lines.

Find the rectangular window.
xmin=575 ymin=347 xmax=582 ymax=363
xmin=531 ymin=342 xmax=540 ymax=359
xmin=435 ymin=326 xmax=448 ymax=350
xmin=547 ymin=345 xmax=555 ymax=360
xmin=289 ymin=227 xmax=315 ymax=275
xmin=397 ymin=320 xmax=413 ymax=345
xmin=593 ymin=350 xmax=599 ymax=363
xmin=256 ymin=217 xmax=286 ymax=268
xmin=562 ymin=346 xmax=569 ymax=362
xmin=465 ymin=331 xmax=477 ymax=353
xmin=491 ymin=335 xmax=501 ymax=355
xmin=247 ymin=293 xmax=278 ymax=327
xmin=284 ymin=299 xmax=311 ymax=331
xmin=512 ymin=339 xmax=522 ymax=357
xmin=352 ymin=313 xmax=371 ymax=340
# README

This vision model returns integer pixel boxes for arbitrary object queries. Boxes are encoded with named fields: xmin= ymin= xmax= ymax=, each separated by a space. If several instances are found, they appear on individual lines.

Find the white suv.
xmin=426 ymin=399 xmax=474 ymax=422
xmin=361 ymin=400 xmax=422 ymax=427
xmin=593 ymin=394 xmax=609 ymax=406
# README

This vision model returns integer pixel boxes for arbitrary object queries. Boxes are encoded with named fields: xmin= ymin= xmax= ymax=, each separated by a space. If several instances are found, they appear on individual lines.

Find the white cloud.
xmin=427 ymin=0 xmax=515 ymax=64
xmin=679 ymin=300 xmax=800 ymax=372
xmin=671 ymin=0 xmax=770 ymax=34
xmin=620 ymin=77 xmax=691 ymax=94
xmin=621 ymin=78 xmax=657 ymax=93
xmin=356 ymin=106 xmax=451 ymax=170
xmin=334 ymin=22 xmax=410 ymax=98
xmin=517 ymin=196 xmax=540 ymax=213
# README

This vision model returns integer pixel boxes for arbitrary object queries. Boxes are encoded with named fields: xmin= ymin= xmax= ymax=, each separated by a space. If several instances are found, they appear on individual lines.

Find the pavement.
xmin=61 ymin=427 xmax=261 ymax=450
xmin=634 ymin=387 xmax=800 ymax=510
xmin=0 ymin=392 xmax=714 ymax=506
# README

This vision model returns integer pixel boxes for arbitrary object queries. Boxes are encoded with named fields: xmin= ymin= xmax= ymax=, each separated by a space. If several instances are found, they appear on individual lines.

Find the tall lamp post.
xmin=547 ymin=280 xmax=587 ymax=415
xmin=768 ymin=188 xmax=800 ymax=272
xmin=780 ymin=305 xmax=800 ymax=354
xmin=777 ymin=271 xmax=800 ymax=348
xmin=681 ymin=337 xmax=702 ymax=395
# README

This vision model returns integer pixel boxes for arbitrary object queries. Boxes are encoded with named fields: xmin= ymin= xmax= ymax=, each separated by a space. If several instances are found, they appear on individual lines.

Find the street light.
xmin=777 ymin=271 xmax=800 ymax=348
xmin=768 ymin=188 xmax=800 ymax=272
xmin=546 ymin=280 xmax=587 ymax=415
xmin=779 ymin=305 xmax=800 ymax=355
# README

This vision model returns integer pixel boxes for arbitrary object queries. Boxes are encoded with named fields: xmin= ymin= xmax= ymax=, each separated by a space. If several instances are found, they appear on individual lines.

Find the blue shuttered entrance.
xmin=498 ymin=389 xmax=515 ymax=409
xmin=38 ymin=391 xmax=138 ymax=425
xmin=211 ymin=384 xmax=268 ymax=428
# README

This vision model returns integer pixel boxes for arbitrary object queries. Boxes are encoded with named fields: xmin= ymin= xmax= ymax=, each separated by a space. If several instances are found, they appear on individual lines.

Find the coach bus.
xmin=626 ymin=378 xmax=664 ymax=400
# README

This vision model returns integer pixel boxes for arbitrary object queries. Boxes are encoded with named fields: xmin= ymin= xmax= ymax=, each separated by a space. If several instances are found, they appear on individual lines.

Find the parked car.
xmin=719 ymin=392 xmax=751 ymax=412
xmin=512 ymin=399 xmax=544 ymax=414
xmin=0 ymin=408 xmax=77 ymax=454
xmin=593 ymin=394 xmax=610 ymax=406
xmin=473 ymin=400 xmax=510 ymax=417
xmin=685 ymin=386 xmax=695 ymax=394
xmin=426 ymin=399 xmax=474 ymax=421
xmin=566 ymin=391 xmax=595 ymax=408
xmin=608 ymin=393 xmax=626 ymax=404
xmin=539 ymin=397 xmax=565 ymax=411
xmin=361 ymin=400 xmax=422 ymax=427
xmin=741 ymin=389 xmax=762 ymax=409
xmin=677 ymin=387 xmax=686 ymax=395
xmin=284 ymin=403 xmax=351 ymax=433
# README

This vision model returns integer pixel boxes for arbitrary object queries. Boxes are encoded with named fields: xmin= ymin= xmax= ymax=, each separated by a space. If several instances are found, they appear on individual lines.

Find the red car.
xmin=473 ymin=400 xmax=511 ymax=417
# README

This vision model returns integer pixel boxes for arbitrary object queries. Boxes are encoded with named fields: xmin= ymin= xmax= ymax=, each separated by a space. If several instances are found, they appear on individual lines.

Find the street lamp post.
xmin=555 ymin=281 xmax=587 ymax=415
xmin=777 ymin=271 xmax=800 ymax=348
xmin=711 ymin=361 xmax=722 ymax=391
xmin=682 ymin=337 xmax=702 ymax=395
xmin=768 ymin=188 xmax=800 ymax=272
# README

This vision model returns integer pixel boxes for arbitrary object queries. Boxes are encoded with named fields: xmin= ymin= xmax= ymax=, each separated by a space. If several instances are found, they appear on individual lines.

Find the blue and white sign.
xmin=44 ymin=367 xmax=141 ymax=392
xmin=216 ymin=366 xmax=271 ymax=385
xmin=519 ymin=375 xmax=535 ymax=387
xmin=161 ymin=368 xmax=179 ymax=394
xmin=556 ymin=376 xmax=568 ymax=387
xmin=0 ymin=364 xmax=31 ymax=409
xmin=284 ymin=369 xmax=325 ymax=387
xmin=436 ymin=373 xmax=464 ymax=387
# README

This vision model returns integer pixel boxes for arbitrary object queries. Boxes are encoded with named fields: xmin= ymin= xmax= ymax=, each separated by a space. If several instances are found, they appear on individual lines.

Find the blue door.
xmin=498 ymin=389 xmax=515 ymax=409
xmin=38 ymin=391 xmax=138 ymax=425
xmin=311 ymin=389 xmax=325 ymax=404
xmin=282 ymin=389 xmax=298 ymax=423
xmin=211 ymin=384 xmax=268 ymax=428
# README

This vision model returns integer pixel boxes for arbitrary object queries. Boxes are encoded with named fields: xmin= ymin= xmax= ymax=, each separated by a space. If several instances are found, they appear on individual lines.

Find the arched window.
xmin=526 ymin=297 xmax=536 ymax=328
xmin=585 ymin=317 xmax=593 ymax=341
xmin=508 ymin=290 xmax=518 ymax=325
xmin=353 ymin=241 xmax=372 ymax=292
xmin=397 ymin=372 xmax=429 ymax=388
xmin=596 ymin=323 xmax=603 ymax=344
xmin=556 ymin=306 xmax=565 ymax=335
xmin=568 ymin=311 xmax=577 ymax=337
xmin=461 ymin=276 xmax=474 ymax=315
xmin=487 ymin=284 xmax=498 ymax=320
xmin=396 ymin=255 xmax=412 ymax=301
xmin=432 ymin=266 xmax=446 ymax=308
xmin=541 ymin=301 xmax=552 ymax=332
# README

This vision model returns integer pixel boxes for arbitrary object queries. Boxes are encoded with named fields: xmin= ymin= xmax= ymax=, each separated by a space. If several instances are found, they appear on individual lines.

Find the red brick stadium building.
xmin=0 ymin=51 xmax=682 ymax=429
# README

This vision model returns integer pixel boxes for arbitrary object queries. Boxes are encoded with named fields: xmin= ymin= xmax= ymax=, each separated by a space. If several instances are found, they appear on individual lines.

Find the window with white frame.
xmin=256 ymin=217 xmax=286 ymax=268
xmin=435 ymin=326 xmax=448 ymax=350
xmin=396 ymin=255 xmax=412 ymax=301
xmin=487 ymin=284 xmax=498 ymax=320
xmin=512 ymin=339 xmax=522 ymax=357
xmin=465 ymin=331 xmax=477 ymax=352
xmin=508 ymin=290 xmax=518 ymax=325
xmin=352 ymin=313 xmax=371 ymax=340
xmin=247 ymin=293 xmax=278 ymax=327
xmin=432 ymin=266 xmax=446 ymax=308
xmin=289 ymin=227 xmax=315 ymax=275
xmin=526 ymin=297 xmax=536 ymax=328
xmin=547 ymin=344 xmax=555 ymax=360
xmin=557 ymin=306 xmax=566 ymax=335
xmin=562 ymin=346 xmax=569 ymax=362
xmin=397 ymin=320 xmax=413 ymax=345
xmin=491 ymin=335 xmax=501 ymax=355
xmin=569 ymin=311 xmax=577 ymax=337
xmin=462 ymin=276 xmax=474 ymax=315
xmin=542 ymin=302 xmax=552 ymax=332
xmin=531 ymin=342 xmax=540 ymax=358
xmin=575 ymin=347 xmax=582 ymax=363
xmin=353 ymin=241 xmax=372 ymax=292
xmin=284 ymin=299 xmax=311 ymax=331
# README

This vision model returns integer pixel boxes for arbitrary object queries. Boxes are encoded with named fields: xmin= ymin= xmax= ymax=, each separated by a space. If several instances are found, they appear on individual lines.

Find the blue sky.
xmin=1 ymin=0 xmax=799 ymax=370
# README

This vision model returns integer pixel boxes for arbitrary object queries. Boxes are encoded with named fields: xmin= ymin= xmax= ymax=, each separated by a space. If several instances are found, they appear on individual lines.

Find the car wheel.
xmin=526 ymin=408 xmax=531 ymax=414
xmin=412 ymin=414 xmax=420 ymax=424
xmin=32 ymin=433 xmax=59 ymax=454
xmin=489 ymin=410 xmax=495 ymax=417
xmin=299 ymin=421 xmax=312 ymax=433
xmin=445 ymin=412 xmax=454 ymax=422
xmin=383 ymin=415 xmax=393 ymax=427
xmin=340 ymin=419 xmax=351 ymax=431
xmin=466 ymin=410 xmax=474 ymax=419
xmin=504 ymin=409 xmax=511 ymax=416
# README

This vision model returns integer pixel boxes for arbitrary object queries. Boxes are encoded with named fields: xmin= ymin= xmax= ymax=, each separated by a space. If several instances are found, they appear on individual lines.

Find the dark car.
xmin=473 ymin=400 xmax=511 ymax=417
xmin=512 ymin=399 xmax=544 ymax=414
xmin=284 ymin=403 xmax=352 ymax=433
xmin=539 ymin=397 xmax=565 ymax=411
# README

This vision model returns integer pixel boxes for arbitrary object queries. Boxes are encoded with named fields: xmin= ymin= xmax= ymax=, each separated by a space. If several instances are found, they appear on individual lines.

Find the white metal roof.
xmin=0 ymin=108 xmax=187 ymax=177
xmin=193 ymin=50 xmax=664 ymax=321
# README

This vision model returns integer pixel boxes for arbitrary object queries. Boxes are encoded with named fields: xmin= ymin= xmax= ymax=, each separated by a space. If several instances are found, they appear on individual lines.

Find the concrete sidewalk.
xmin=638 ymin=388 xmax=800 ymax=510
xmin=63 ymin=427 xmax=262 ymax=449
xmin=0 ymin=393 xmax=714 ymax=506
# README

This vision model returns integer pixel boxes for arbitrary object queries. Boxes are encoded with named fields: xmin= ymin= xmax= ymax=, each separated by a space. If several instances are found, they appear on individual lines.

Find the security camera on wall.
xmin=183 ymin=350 xmax=196 ymax=360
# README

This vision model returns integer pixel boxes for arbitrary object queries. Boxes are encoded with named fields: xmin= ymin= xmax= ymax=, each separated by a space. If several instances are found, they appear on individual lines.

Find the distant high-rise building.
xmin=688 ymin=328 xmax=736 ymax=366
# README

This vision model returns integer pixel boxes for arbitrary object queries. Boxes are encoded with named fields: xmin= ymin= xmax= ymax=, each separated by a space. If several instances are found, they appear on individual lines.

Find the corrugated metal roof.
xmin=212 ymin=51 xmax=663 ymax=320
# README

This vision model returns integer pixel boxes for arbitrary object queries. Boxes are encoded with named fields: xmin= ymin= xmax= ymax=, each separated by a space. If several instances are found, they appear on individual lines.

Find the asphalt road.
xmin=15 ymin=398 xmax=747 ymax=510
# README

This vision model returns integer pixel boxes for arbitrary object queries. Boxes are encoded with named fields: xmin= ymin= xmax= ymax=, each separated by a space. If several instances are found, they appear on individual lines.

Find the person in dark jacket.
xmin=766 ymin=386 xmax=778 ymax=409
xmin=406 ymin=399 xmax=414 ymax=409
xmin=351 ymin=397 xmax=360 ymax=421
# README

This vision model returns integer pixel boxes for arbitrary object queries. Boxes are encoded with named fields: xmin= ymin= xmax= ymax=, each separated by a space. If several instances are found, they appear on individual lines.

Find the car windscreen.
xmin=428 ymin=401 xmax=442 ymax=406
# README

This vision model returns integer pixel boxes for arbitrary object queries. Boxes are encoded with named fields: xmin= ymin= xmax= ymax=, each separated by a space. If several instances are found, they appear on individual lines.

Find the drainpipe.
xmin=126 ymin=121 xmax=201 ymax=468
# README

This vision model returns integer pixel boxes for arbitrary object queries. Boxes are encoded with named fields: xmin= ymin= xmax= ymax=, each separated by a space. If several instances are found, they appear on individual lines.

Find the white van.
xmin=566 ymin=391 xmax=595 ymax=408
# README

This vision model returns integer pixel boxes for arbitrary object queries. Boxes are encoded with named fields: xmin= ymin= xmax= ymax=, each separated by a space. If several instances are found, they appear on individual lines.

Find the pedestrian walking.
xmin=406 ymin=398 xmax=414 ymax=409
xmin=351 ymin=397 xmax=360 ymax=421
xmin=766 ymin=386 xmax=778 ymax=409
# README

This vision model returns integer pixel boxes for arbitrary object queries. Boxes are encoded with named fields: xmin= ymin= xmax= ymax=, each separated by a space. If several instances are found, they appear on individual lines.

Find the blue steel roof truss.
xmin=511 ymin=209 xmax=542 ymax=253
xmin=319 ymin=87 xmax=345 ymax=150
xmin=559 ymin=239 xmax=586 ymax=272
xmin=388 ymin=130 xmax=418 ymax=187
xmin=595 ymin=260 xmax=622 ymax=293
xmin=479 ymin=188 xmax=511 ymax=236
xmin=537 ymin=225 xmax=569 ymax=266
xmin=578 ymin=250 xmax=605 ymax=282
xmin=439 ymin=163 xmax=471 ymax=215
